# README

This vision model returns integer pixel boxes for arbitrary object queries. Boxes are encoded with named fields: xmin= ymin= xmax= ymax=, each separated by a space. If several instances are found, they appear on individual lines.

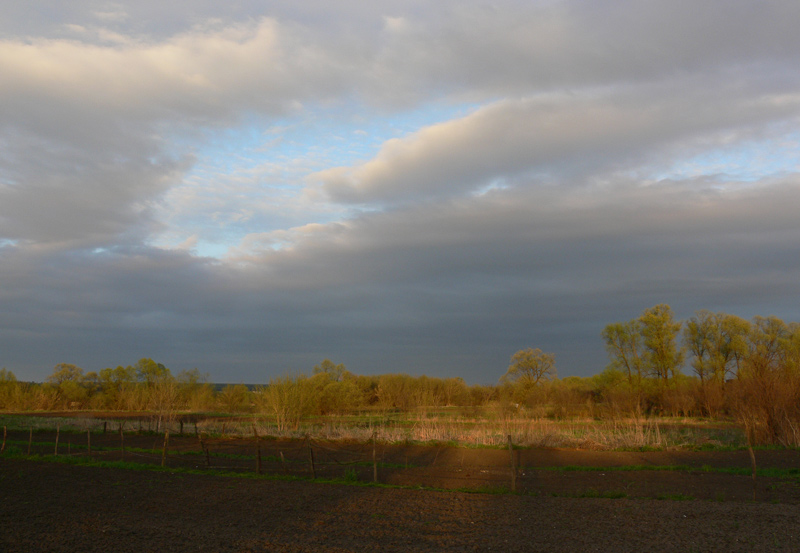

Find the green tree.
xmin=131 ymin=359 xmax=177 ymax=429
xmin=46 ymin=363 xmax=89 ymax=409
xmin=317 ymin=379 xmax=363 ymax=415
xmin=218 ymin=384 xmax=251 ymax=413
xmin=0 ymin=368 xmax=17 ymax=384
xmin=97 ymin=365 xmax=138 ymax=410
xmin=743 ymin=316 xmax=789 ymax=379
xmin=683 ymin=311 xmax=749 ymax=383
xmin=135 ymin=358 xmax=170 ymax=387
xmin=503 ymin=348 xmax=556 ymax=386
xmin=601 ymin=320 xmax=646 ymax=387
xmin=313 ymin=359 xmax=347 ymax=381
xmin=255 ymin=374 xmax=314 ymax=431
xmin=376 ymin=374 xmax=414 ymax=411
xmin=442 ymin=377 xmax=468 ymax=406
xmin=639 ymin=304 xmax=684 ymax=385
xmin=46 ymin=363 xmax=85 ymax=386
xmin=682 ymin=310 xmax=715 ymax=384
xmin=177 ymin=369 xmax=215 ymax=411
xmin=0 ymin=368 xmax=19 ymax=410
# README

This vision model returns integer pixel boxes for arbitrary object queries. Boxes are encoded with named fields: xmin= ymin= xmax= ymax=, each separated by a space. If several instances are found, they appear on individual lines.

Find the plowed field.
xmin=2 ymin=431 xmax=800 ymax=552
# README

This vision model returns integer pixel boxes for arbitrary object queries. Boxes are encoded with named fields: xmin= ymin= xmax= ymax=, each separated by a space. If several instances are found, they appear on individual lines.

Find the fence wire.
xmin=1 ymin=424 xmax=522 ymax=491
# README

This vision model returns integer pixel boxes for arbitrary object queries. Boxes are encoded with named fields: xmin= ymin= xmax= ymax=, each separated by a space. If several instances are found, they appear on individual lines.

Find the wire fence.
xmin=0 ymin=422 xmax=522 ymax=491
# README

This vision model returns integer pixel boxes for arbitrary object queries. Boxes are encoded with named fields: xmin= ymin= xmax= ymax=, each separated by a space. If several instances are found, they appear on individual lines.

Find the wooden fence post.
xmin=280 ymin=451 xmax=287 ymax=473
xmin=1 ymin=426 xmax=6 ymax=454
xmin=119 ymin=424 xmax=125 ymax=461
xmin=745 ymin=423 xmax=757 ymax=501
xmin=161 ymin=430 xmax=170 ymax=467
xmin=372 ymin=431 xmax=378 ymax=483
xmin=253 ymin=425 xmax=262 ymax=475
xmin=28 ymin=427 xmax=33 ymax=455
xmin=307 ymin=436 xmax=316 ymax=479
xmin=748 ymin=444 xmax=757 ymax=502
xmin=199 ymin=434 xmax=210 ymax=468
xmin=87 ymin=429 xmax=91 ymax=456
xmin=508 ymin=435 xmax=517 ymax=493
xmin=54 ymin=425 xmax=60 ymax=456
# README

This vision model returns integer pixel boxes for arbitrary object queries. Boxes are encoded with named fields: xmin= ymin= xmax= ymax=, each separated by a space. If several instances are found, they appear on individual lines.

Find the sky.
xmin=1 ymin=1 xmax=800 ymax=384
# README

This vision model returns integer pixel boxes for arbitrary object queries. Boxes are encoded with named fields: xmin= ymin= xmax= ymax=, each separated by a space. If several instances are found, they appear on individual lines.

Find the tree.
xmin=376 ymin=374 xmax=414 ymax=411
xmin=601 ymin=320 xmax=646 ymax=387
xmin=135 ymin=358 xmax=170 ymax=387
xmin=149 ymin=374 xmax=180 ymax=431
xmin=683 ymin=311 xmax=749 ymax=383
xmin=0 ymin=368 xmax=19 ymax=410
xmin=502 ymin=348 xmax=556 ymax=388
xmin=682 ymin=310 xmax=714 ymax=383
xmin=317 ymin=379 xmax=363 ymax=415
xmin=177 ymin=369 xmax=215 ymax=411
xmin=732 ymin=316 xmax=800 ymax=445
xmin=46 ymin=363 xmax=85 ymax=386
xmin=218 ymin=384 xmax=251 ymax=413
xmin=313 ymin=359 xmax=347 ymax=382
xmin=131 ymin=359 xmax=177 ymax=430
xmin=442 ymin=377 xmax=468 ymax=406
xmin=255 ymin=374 xmax=314 ymax=431
xmin=97 ymin=365 xmax=138 ymax=410
xmin=46 ymin=363 xmax=89 ymax=409
xmin=639 ymin=304 xmax=684 ymax=385
xmin=743 ymin=316 xmax=789 ymax=379
xmin=683 ymin=310 xmax=748 ymax=416
xmin=715 ymin=313 xmax=751 ymax=379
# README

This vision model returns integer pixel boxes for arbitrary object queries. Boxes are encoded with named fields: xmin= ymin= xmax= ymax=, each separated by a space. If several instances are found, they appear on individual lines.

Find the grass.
xmin=551 ymin=488 xmax=628 ymax=499
xmin=6 ymin=426 xmax=799 ymax=484
xmin=5 ymin=448 xmax=779 ymax=502
xmin=0 ymin=411 xmax=785 ymax=452
xmin=535 ymin=463 xmax=800 ymax=480
xmin=0 ymin=412 xmax=733 ymax=446
xmin=656 ymin=493 xmax=694 ymax=501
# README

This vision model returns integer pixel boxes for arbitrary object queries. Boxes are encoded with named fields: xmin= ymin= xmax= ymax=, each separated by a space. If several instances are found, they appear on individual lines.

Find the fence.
xmin=0 ymin=423 xmax=522 ymax=492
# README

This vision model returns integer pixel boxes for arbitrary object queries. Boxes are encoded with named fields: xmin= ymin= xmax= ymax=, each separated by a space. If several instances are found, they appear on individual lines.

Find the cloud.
xmin=0 ymin=17 xmax=358 ymax=249
xmin=3 ymin=174 xmax=799 ymax=381
xmin=2 ymin=1 xmax=800 ymax=383
xmin=313 ymin=86 xmax=800 ymax=205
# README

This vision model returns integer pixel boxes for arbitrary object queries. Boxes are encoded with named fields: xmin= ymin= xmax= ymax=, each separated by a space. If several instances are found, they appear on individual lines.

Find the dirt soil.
xmin=2 ymin=430 xmax=800 ymax=552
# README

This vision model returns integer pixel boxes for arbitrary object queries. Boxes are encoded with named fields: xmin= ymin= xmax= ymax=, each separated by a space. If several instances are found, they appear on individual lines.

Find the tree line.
xmin=0 ymin=358 xmax=481 ymax=420
xmin=597 ymin=304 xmax=800 ymax=445
xmin=1 ymin=304 xmax=798 ymax=445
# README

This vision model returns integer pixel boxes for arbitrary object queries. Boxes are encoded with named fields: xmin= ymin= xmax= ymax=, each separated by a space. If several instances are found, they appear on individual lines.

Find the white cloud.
xmin=313 ymin=87 xmax=800 ymax=205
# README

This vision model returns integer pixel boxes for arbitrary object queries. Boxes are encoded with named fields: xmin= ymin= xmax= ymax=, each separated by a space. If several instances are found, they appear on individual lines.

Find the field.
xmin=2 ymin=416 xmax=800 ymax=552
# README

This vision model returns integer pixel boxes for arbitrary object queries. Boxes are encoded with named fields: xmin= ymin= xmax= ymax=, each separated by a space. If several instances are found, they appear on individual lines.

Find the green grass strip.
xmin=532 ymin=464 xmax=800 ymax=479
xmin=4 ymin=452 xmax=766 ymax=501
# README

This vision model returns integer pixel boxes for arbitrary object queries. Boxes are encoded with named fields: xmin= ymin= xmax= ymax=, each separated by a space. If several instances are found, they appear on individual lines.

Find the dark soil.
xmin=2 ymin=430 xmax=800 ymax=552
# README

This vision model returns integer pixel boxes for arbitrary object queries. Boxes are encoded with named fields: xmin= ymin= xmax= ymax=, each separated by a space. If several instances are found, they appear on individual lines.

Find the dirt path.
xmin=1 ymin=457 xmax=799 ymax=552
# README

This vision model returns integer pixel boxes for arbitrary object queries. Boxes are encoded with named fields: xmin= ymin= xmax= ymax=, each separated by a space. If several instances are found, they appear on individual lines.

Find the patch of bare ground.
xmin=1 ymin=457 xmax=800 ymax=552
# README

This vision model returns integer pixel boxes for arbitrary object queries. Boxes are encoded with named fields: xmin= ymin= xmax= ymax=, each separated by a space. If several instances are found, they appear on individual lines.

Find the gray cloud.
xmin=1 ymin=1 xmax=800 ymax=383
xmin=3 ymin=177 xmax=799 ymax=382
